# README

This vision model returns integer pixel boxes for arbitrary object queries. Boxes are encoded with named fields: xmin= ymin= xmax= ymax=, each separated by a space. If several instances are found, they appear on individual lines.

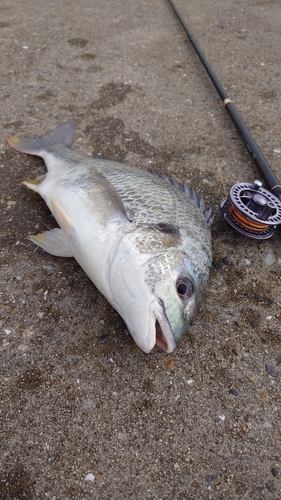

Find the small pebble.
xmin=222 ymin=256 xmax=229 ymax=265
xmin=131 ymin=345 xmax=140 ymax=353
xmin=260 ymin=391 xmax=269 ymax=403
xmin=250 ymin=320 xmax=258 ymax=328
xmin=82 ymin=398 xmax=96 ymax=411
xmin=98 ymin=333 xmax=109 ymax=342
xmin=206 ymin=474 xmax=216 ymax=485
xmin=265 ymin=248 xmax=276 ymax=266
xmin=18 ymin=344 xmax=28 ymax=351
xmin=271 ymin=467 xmax=279 ymax=477
xmin=213 ymin=261 xmax=222 ymax=270
xmin=276 ymin=335 xmax=281 ymax=342
xmin=84 ymin=473 xmax=95 ymax=482
xmin=43 ymin=265 xmax=54 ymax=271
xmin=164 ymin=358 xmax=174 ymax=369
xmin=265 ymin=480 xmax=275 ymax=492
xmin=265 ymin=364 xmax=278 ymax=377
xmin=228 ymin=388 xmax=239 ymax=396
xmin=262 ymin=421 xmax=273 ymax=429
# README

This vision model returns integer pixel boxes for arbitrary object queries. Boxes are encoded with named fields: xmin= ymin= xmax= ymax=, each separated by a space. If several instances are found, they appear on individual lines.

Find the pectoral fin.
xmin=29 ymin=228 xmax=73 ymax=257
xmin=85 ymin=170 xmax=129 ymax=225
xmin=50 ymin=198 xmax=76 ymax=232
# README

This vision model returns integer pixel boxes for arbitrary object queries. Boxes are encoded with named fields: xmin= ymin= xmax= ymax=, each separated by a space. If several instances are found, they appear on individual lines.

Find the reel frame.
xmin=220 ymin=181 xmax=281 ymax=240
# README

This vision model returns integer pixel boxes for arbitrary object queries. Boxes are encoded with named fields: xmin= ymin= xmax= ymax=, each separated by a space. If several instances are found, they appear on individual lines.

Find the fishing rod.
xmin=167 ymin=0 xmax=281 ymax=240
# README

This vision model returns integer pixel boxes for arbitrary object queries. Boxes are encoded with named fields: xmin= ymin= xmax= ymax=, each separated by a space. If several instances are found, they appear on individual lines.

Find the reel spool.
xmin=221 ymin=180 xmax=281 ymax=239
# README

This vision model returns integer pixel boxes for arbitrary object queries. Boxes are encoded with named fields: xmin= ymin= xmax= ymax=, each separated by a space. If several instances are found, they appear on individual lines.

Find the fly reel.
xmin=221 ymin=180 xmax=281 ymax=239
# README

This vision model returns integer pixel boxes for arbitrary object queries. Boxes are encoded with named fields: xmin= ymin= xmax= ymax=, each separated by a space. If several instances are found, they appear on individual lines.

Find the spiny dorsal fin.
xmin=149 ymin=170 xmax=214 ymax=226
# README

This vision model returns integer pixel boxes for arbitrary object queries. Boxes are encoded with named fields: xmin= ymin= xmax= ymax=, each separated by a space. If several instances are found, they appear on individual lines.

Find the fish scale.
xmin=48 ymin=144 xmax=208 ymax=233
xmin=93 ymin=163 xmax=204 ymax=227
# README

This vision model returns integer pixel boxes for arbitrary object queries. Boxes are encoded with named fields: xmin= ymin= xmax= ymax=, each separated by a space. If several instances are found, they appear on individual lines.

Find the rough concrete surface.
xmin=1 ymin=0 xmax=281 ymax=498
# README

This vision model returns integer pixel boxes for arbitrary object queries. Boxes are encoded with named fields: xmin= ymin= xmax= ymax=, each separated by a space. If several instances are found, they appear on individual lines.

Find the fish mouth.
xmin=154 ymin=304 xmax=177 ymax=353
xmin=155 ymin=319 xmax=169 ymax=352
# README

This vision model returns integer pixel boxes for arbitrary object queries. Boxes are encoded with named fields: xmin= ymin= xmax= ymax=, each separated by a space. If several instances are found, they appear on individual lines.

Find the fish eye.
xmin=176 ymin=277 xmax=194 ymax=299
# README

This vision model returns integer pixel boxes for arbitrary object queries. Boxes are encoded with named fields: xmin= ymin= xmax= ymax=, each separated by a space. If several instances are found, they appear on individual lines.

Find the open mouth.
xmin=154 ymin=315 xmax=177 ymax=353
xmin=155 ymin=319 xmax=169 ymax=352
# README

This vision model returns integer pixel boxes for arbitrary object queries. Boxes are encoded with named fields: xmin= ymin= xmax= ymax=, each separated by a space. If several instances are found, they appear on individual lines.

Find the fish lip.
xmin=153 ymin=301 xmax=177 ymax=353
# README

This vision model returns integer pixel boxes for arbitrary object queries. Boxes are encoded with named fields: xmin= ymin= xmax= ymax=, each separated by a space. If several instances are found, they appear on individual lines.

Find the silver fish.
xmin=7 ymin=121 xmax=212 ymax=353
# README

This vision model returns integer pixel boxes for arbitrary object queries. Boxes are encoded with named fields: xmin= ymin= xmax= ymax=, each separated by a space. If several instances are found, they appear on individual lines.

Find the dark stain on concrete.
xmin=0 ymin=463 xmax=35 ymax=500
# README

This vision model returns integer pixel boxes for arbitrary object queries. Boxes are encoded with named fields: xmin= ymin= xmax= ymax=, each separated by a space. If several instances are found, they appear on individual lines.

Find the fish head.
xmin=147 ymin=248 xmax=209 ymax=352
xmin=107 ymin=227 xmax=211 ymax=354
xmin=107 ymin=241 xmax=172 ymax=353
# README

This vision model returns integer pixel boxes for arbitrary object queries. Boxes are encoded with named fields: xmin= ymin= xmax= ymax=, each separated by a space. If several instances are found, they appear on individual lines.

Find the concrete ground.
xmin=1 ymin=0 xmax=281 ymax=498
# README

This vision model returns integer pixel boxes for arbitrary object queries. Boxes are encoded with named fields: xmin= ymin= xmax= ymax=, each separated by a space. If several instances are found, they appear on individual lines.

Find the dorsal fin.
xmin=149 ymin=170 xmax=214 ymax=226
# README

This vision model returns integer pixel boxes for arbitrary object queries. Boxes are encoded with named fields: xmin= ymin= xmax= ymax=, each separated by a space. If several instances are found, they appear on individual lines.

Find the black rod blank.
xmin=167 ymin=0 xmax=281 ymax=200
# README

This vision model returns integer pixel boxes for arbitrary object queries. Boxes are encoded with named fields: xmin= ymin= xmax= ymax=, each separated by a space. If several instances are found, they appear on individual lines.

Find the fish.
xmin=7 ymin=121 xmax=213 ymax=353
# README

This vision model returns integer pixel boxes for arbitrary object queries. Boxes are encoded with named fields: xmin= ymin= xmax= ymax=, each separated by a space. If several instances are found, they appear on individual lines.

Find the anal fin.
xmin=29 ymin=228 xmax=73 ymax=257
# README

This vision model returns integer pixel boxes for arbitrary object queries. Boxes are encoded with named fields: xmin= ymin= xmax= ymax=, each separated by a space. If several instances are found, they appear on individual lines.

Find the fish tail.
xmin=7 ymin=120 xmax=75 ymax=157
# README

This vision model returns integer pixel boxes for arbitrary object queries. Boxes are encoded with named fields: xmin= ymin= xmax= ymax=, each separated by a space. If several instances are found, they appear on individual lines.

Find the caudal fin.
xmin=7 ymin=120 xmax=75 ymax=157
